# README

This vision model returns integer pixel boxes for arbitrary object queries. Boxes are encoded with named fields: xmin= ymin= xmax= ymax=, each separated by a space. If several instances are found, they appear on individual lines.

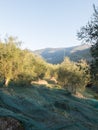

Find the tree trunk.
xmin=5 ymin=78 xmax=10 ymax=87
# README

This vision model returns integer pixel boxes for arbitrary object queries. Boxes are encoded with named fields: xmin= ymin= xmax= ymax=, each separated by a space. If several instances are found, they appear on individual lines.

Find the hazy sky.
xmin=0 ymin=0 xmax=98 ymax=50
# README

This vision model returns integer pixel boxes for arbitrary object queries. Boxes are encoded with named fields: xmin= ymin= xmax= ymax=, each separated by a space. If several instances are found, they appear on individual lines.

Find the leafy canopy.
xmin=77 ymin=5 xmax=98 ymax=84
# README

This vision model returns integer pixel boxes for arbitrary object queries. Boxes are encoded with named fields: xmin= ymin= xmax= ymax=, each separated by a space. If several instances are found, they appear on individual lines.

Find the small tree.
xmin=57 ymin=57 xmax=90 ymax=94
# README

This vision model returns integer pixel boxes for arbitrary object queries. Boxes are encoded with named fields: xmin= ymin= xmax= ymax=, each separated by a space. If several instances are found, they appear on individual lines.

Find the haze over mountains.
xmin=34 ymin=44 xmax=91 ymax=64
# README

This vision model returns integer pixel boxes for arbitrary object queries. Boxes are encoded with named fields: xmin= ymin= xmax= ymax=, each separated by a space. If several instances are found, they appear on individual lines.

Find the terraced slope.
xmin=0 ymin=85 xmax=98 ymax=130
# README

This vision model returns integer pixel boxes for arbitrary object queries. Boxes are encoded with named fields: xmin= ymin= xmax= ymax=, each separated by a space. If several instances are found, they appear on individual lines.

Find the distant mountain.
xmin=33 ymin=44 xmax=91 ymax=64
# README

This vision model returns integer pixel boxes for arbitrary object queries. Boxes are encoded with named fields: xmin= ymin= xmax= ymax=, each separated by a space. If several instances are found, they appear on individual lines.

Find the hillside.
xmin=34 ymin=44 xmax=91 ymax=64
xmin=0 ymin=85 xmax=98 ymax=130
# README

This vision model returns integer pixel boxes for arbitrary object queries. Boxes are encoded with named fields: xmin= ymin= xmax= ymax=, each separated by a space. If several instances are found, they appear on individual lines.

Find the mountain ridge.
xmin=33 ymin=44 xmax=91 ymax=64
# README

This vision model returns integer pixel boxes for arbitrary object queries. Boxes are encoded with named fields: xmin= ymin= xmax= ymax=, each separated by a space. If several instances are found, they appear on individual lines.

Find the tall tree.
xmin=77 ymin=5 xmax=98 ymax=83
xmin=0 ymin=37 xmax=21 ymax=86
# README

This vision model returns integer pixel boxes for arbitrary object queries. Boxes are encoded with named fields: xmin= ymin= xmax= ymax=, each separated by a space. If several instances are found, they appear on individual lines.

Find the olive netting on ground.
xmin=0 ymin=85 xmax=98 ymax=130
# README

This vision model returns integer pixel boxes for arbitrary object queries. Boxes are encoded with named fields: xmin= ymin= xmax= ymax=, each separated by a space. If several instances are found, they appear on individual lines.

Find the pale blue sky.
xmin=0 ymin=0 xmax=98 ymax=50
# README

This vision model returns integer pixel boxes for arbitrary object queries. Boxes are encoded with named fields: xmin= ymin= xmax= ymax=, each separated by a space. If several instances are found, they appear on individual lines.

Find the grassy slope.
xmin=0 ymin=85 xmax=98 ymax=130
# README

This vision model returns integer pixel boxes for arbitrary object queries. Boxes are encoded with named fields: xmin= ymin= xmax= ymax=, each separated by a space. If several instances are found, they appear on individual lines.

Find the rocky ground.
xmin=0 ymin=117 xmax=24 ymax=130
